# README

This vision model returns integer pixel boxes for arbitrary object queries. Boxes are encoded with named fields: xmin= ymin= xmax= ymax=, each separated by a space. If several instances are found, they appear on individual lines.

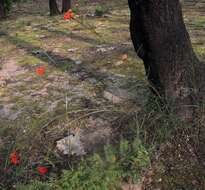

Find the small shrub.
xmin=59 ymin=153 xmax=120 ymax=190
xmin=72 ymin=7 xmax=79 ymax=14
xmin=16 ymin=181 xmax=54 ymax=190
xmin=94 ymin=6 xmax=108 ymax=17
xmin=16 ymin=138 xmax=150 ymax=190
xmin=118 ymin=139 xmax=150 ymax=183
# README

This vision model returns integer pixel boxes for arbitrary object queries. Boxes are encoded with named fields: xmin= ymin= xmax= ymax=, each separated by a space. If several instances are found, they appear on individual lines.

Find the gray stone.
xmin=56 ymin=133 xmax=86 ymax=156
xmin=32 ymin=50 xmax=45 ymax=56
xmin=96 ymin=46 xmax=115 ymax=53
xmin=103 ymin=88 xmax=135 ymax=104
xmin=68 ymin=48 xmax=79 ymax=52
xmin=56 ymin=117 xmax=113 ymax=156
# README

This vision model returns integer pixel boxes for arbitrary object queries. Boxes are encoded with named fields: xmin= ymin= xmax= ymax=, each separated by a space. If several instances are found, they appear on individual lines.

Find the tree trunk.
xmin=62 ymin=0 xmax=71 ymax=13
xmin=128 ymin=0 xmax=205 ymax=122
xmin=128 ymin=0 xmax=205 ymax=180
xmin=0 ymin=0 xmax=6 ymax=19
xmin=49 ymin=0 xmax=60 ymax=16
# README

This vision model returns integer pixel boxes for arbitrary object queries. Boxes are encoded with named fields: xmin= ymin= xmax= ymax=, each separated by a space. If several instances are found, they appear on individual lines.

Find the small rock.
xmin=32 ymin=50 xmax=45 ymax=56
xmin=96 ymin=46 xmax=115 ymax=53
xmin=75 ymin=60 xmax=82 ymax=65
xmin=56 ymin=117 xmax=114 ymax=155
xmin=36 ymin=34 xmax=46 ymax=39
xmin=68 ymin=48 xmax=79 ymax=52
xmin=86 ymin=13 xmax=95 ymax=17
xmin=56 ymin=133 xmax=86 ymax=156
xmin=96 ymin=47 xmax=107 ymax=53
xmin=103 ymin=90 xmax=123 ymax=104
xmin=103 ymin=88 xmax=135 ymax=104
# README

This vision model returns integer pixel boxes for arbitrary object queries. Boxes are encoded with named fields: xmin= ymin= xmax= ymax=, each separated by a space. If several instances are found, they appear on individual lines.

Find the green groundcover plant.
xmin=16 ymin=138 xmax=150 ymax=190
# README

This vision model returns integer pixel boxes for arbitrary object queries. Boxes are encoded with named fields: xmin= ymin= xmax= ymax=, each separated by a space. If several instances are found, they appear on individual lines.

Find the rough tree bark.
xmin=128 ymin=0 xmax=205 ymax=122
xmin=128 ymin=0 xmax=205 ymax=179
xmin=49 ymin=0 xmax=60 ymax=16
xmin=0 ymin=0 xmax=6 ymax=19
xmin=62 ymin=0 xmax=71 ymax=13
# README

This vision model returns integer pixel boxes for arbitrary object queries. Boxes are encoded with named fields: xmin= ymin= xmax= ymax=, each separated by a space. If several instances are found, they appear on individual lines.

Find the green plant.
xmin=16 ymin=137 xmax=150 ymax=190
xmin=59 ymin=153 xmax=120 ymax=190
xmin=16 ymin=180 xmax=54 ymax=190
xmin=118 ymin=139 xmax=150 ymax=183
xmin=94 ymin=6 xmax=108 ymax=17
xmin=5 ymin=0 xmax=12 ymax=13
xmin=72 ymin=7 xmax=79 ymax=14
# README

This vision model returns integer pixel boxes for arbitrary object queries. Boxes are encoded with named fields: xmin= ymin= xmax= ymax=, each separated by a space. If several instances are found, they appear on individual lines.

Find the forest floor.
xmin=0 ymin=0 xmax=205 ymax=189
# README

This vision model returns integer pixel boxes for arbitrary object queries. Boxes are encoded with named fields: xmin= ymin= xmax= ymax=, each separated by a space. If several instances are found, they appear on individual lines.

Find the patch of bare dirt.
xmin=0 ymin=57 xmax=25 ymax=86
xmin=122 ymin=183 xmax=142 ymax=190
xmin=142 ymin=130 xmax=205 ymax=190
